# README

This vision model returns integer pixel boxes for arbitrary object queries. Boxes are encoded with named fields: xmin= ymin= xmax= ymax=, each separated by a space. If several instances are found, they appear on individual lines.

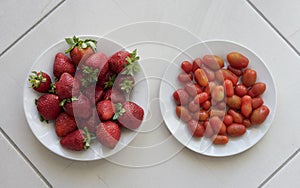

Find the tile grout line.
xmin=258 ymin=148 xmax=300 ymax=187
xmin=245 ymin=0 xmax=300 ymax=186
xmin=0 ymin=0 xmax=66 ymax=58
xmin=245 ymin=0 xmax=300 ymax=57
xmin=0 ymin=127 xmax=53 ymax=188
xmin=0 ymin=0 xmax=66 ymax=187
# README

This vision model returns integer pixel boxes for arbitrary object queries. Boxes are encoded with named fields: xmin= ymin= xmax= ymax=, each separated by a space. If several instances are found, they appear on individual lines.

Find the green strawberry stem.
xmin=59 ymin=97 xmax=78 ymax=110
xmin=120 ymin=79 xmax=134 ymax=93
xmin=48 ymin=83 xmax=56 ymax=94
xmin=39 ymin=114 xmax=49 ymax=123
xmin=28 ymin=71 xmax=47 ymax=88
xmin=121 ymin=49 xmax=140 ymax=76
xmin=83 ymin=127 xmax=91 ymax=150
xmin=81 ymin=66 xmax=99 ymax=87
xmin=104 ymin=74 xmax=117 ymax=89
xmin=65 ymin=36 xmax=97 ymax=53
xmin=113 ymin=103 xmax=126 ymax=120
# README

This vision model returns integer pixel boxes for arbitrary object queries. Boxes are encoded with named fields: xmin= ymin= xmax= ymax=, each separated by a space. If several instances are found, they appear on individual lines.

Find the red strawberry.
xmin=53 ymin=52 xmax=75 ymax=78
xmin=98 ymin=71 xmax=116 ymax=88
xmin=55 ymin=112 xmax=77 ymax=137
xmin=78 ymin=108 xmax=100 ymax=133
xmin=82 ymin=85 xmax=104 ymax=104
xmin=36 ymin=94 xmax=61 ymax=120
xmin=96 ymin=121 xmax=120 ymax=149
xmin=103 ymin=89 xmax=126 ymax=103
xmin=29 ymin=71 xmax=52 ymax=93
xmin=80 ymin=52 xmax=108 ymax=69
xmin=108 ymin=49 xmax=140 ymax=75
xmin=115 ymin=101 xmax=144 ymax=129
xmin=108 ymin=51 xmax=130 ymax=73
xmin=80 ymin=52 xmax=109 ymax=87
xmin=60 ymin=129 xmax=91 ymax=151
xmin=65 ymin=36 xmax=96 ymax=66
xmin=113 ymin=74 xmax=135 ymax=94
xmin=96 ymin=100 xmax=115 ymax=121
xmin=62 ymin=94 xmax=92 ymax=119
xmin=55 ymin=72 xmax=80 ymax=100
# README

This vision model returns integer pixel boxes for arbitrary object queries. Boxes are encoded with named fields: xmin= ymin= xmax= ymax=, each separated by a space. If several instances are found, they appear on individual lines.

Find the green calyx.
xmin=39 ymin=114 xmax=49 ymax=123
xmin=83 ymin=127 xmax=91 ymax=150
xmin=28 ymin=71 xmax=47 ymax=88
xmin=81 ymin=65 xmax=99 ymax=87
xmin=48 ymin=83 xmax=56 ymax=94
xmin=113 ymin=103 xmax=126 ymax=120
xmin=65 ymin=36 xmax=97 ymax=54
xmin=104 ymin=74 xmax=117 ymax=89
xmin=120 ymin=79 xmax=134 ymax=93
xmin=59 ymin=96 xmax=78 ymax=109
xmin=122 ymin=49 xmax=140 ymax=76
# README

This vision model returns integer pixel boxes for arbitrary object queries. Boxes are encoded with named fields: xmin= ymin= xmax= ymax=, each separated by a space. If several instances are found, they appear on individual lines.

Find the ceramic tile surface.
xmin=263 ymin=151 xmax=300 ymax=188
xmin=0 ymin=131 xmax=48 ymax=187
xmin=250 ymin=0 xmax=300 ymax=50
xmin=0 ymin=0 xmax=300 ymax=187
xmin=0 ymin=0 xmax=62 ymax=54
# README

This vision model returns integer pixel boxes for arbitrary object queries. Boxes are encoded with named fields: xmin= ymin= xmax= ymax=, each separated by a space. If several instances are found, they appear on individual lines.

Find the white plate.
xmin=159 ymin=40 xmax=277 ymax=157
xmin=23 ymin=36 xmax=149 ymax=161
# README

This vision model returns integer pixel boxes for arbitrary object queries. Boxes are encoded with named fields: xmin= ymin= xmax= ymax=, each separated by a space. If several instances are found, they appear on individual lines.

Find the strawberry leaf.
xmin=82 ymin=127 xmax=91 ymax=150
xmin=59 ymin=96 xmax=78 ymax=107
xmin=39 ymin=114 xmax=49 ymax=123
xmin=121 ymin=61 xmax=140 ymax=76
xmin=81 ymin=65 xmax=99 ymax=87
xmin=65 ymin=36 xmax=97 ymax=53
xmin=122 ymin=49 xmax=140 ymax=76
xmin=104 ymin=74 xmax=116 ymax=89
xmin=48 ymin=83 xmax=56 ymax=94
xmin=113 ymin=103 xmax=126 ymax=120
xmin=28 ymin=71 xmax=47 ymax=88
xmin=120 ymin=79 xmax=134 ymax=93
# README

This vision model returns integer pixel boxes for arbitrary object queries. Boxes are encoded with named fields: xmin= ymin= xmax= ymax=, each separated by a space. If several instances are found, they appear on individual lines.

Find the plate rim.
xmin=23 ymin=35 xmax=149 ymax=161
xmin=159 ymin=39 xmax=277 ymax=157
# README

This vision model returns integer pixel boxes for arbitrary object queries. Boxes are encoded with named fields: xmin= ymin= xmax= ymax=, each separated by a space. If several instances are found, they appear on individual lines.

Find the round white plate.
xmin=159 ymin=40 xmax=277 ymax=157
xmin=23 ymin=36 xmax=149 ymax=161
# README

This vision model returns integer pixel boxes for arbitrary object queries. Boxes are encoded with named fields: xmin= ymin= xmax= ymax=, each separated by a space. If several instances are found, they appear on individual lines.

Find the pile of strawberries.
xmin=29 ymin=36 xmax=144 ymax=151
xmin=173 ymin=52 xmax=270 ymax=145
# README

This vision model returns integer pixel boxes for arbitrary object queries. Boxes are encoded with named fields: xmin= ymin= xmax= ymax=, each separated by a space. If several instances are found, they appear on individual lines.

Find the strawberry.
xmin=36 ymin=94 xmax=61 ymax=120
xmin=102 ymin=89 xmax=126 ymax=103
xmin=82 ymin=85 xmax=104 ymax=104
xmin=96 ymin=100 xmax=115 ymax=121
xmin=60 ymin=128 xmax=91 ymax=151
xmin=115 ymin=101 xmax=144 ymax=129
xmin=80 ymin=52 xmax=108 ymax=70
xmin=108 ymin=49 xmax=140 ymax=75
xmin=65 ymin=36 xmax=96 ymax=66
xmin=100 ymin=71 xmax=116 ymax=89
xmin=55 ymin=112 xmax=77 ymax=137
xmin=53 ymin=52 xmax=75 ymax=78
xmin=55 ymin=72 xmax=80 ymax=99
xmin=96 ymin=121 xmax=120 ymax=149
xmin=29 ymin=71 xmax=52 ymax=93
xmin=80 ymin=52 xmax=109 ymax=87
xmin=108 ymin=51 xmax=130 ymax=73
xmin=61 ymin=94 xmax=92 ymax=119
xmin=113 ymin=74 xmax=135 ymax=94
xmin=78 ymin=108 xmax=100 ymax=133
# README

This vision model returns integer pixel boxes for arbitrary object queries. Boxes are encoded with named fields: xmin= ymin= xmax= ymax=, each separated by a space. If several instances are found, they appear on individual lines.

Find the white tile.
xmin=288 ymin=31 xmax=300 ymax=52
xmin=0 ymin=0 xmax=62 ymax=53
xmin=0 ymin=0 xmax=300 ymax=187
xmin=0 ymin=131 xmax=48 ymax=187
xmin=250 ymin=0 xmax=300 ymax=37
xmin=250 ymin=0 xmax=300 ymax=52
xmin=263 ymin=152 xmax=300 ymax=188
